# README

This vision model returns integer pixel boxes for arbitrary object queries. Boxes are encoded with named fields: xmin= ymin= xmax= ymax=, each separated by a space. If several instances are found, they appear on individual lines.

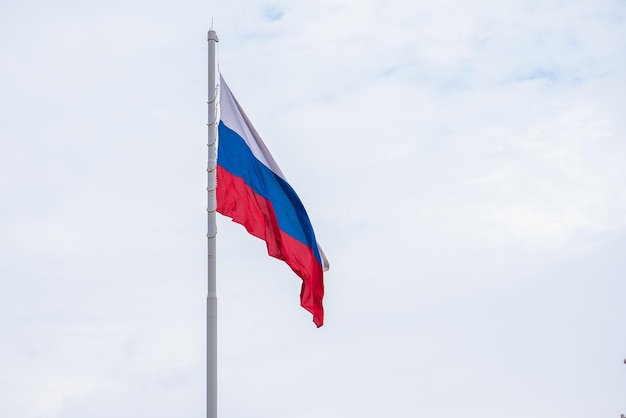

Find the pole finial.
xmin=208 ymin=29 xmax=219 ymax=42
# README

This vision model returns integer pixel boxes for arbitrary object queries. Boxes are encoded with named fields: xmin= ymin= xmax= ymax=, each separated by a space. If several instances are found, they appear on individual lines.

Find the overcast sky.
xmin=1 ymin=0 xmax=626 ymax=417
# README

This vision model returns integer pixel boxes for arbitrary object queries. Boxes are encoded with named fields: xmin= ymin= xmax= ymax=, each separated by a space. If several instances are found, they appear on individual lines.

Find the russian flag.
xmin=216 ymin=75 xmax=329 ymax=327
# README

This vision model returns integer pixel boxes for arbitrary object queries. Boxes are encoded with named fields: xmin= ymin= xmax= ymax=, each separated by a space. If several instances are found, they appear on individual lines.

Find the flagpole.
xmin=207 ymin=28 xmax=219 ymax=418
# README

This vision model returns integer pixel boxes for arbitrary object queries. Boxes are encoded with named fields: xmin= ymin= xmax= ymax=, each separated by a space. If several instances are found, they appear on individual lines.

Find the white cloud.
xmin=1 ymin=0 xmax=626 ymax=417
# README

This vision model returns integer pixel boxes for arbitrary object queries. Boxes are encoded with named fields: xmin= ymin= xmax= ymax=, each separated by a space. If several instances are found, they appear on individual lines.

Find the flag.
xmin=216 ymin=75 xmax=329 ymax=327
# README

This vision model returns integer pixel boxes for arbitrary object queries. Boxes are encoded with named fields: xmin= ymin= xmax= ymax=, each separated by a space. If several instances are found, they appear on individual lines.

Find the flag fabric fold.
xmin=216 ymin=75 xmax=327 ymax=327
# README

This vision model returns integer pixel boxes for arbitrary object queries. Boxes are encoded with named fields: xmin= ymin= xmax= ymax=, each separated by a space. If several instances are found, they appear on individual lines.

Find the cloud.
xmin=1 ymin=0 xmax=626 ymax=417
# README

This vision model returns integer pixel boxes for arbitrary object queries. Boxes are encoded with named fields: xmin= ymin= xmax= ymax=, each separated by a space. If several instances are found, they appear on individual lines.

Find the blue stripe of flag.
xmin=217 ymin=121 xmax=322 ymax=266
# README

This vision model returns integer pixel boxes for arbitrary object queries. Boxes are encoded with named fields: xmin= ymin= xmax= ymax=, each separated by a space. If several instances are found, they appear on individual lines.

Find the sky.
xmin=1 ymin=0 xmax=626 ymax=417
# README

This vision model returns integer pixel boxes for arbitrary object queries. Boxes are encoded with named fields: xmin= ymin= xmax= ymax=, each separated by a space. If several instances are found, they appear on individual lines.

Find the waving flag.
xmin=216 ymin=75 xmax=328 ymax=327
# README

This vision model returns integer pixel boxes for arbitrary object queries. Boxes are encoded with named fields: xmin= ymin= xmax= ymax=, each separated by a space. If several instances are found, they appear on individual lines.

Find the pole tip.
xmin=208 ymin=30 xmax=219 ymax=42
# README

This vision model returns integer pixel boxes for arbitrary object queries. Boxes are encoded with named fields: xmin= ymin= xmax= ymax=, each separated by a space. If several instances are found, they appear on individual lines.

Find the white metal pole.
xmin=207 ymin=28 xmax=219 ymax=418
